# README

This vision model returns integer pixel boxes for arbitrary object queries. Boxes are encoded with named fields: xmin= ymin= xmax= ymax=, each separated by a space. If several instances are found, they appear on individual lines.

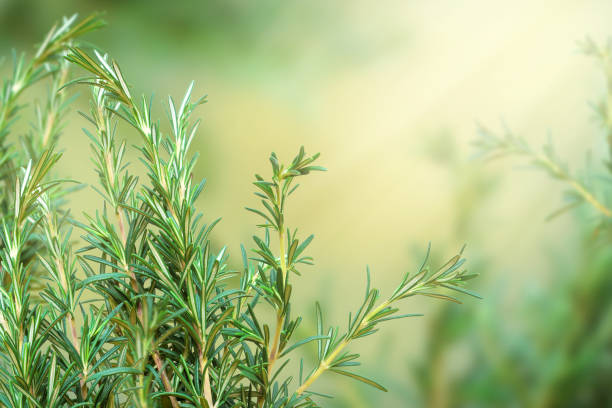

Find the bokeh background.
xmin=2 ymin=1 xmax=612 ymax=406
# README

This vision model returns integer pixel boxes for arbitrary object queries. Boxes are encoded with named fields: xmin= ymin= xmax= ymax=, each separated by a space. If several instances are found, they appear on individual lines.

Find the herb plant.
xmin=410 ymin=39 xmax=612 ymax=408
xmin=0 ymin=14 xmax=479 ymax=407
xmin=475 ymin=39 xmax=612 ymax=224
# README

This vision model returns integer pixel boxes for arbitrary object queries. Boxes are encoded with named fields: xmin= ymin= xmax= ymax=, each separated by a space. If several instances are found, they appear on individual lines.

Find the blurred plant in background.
xmin=411 ymin=41 xmax=612 ymax=408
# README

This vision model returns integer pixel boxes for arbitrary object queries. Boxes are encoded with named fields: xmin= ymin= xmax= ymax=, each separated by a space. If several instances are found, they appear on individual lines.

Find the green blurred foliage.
xmin=3 ymin=1 xmax=612 ymax=406
xmin=412 ymin=42 xmax=612 ymax=407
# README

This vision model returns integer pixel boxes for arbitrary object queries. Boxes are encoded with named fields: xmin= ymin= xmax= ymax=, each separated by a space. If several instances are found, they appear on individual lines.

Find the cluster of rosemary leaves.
xmin=0 ymin=14 xmax=478 ymax=407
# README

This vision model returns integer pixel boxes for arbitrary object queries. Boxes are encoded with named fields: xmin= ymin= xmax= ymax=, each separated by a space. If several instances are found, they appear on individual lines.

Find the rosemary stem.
xmin=296 ymin=300 xmax=391 ymax=395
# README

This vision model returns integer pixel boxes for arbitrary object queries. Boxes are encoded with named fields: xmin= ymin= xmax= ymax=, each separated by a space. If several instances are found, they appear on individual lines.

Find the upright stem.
xmin=267 ymin=313 xmax=284 ymax=372
xmin=116 ymin=210 xmax=140 ymax=296
xmin=268 ymin=225 xmax=287 ymax=371
xmin=278 ymin=225 xmax=287 ymax=286
xmin=198 ymin=347 xmax=215 ymax=408
xmin=114 ymin=210 xmax=173 ymax=406
xmin=68 ymin=314 xmax=88 ymax=400
xmin=259 ymin=185 xmax=288 ymax=407
xmin=138 ymin=374 xmax=149 ymax=408
xmin=203 ymin=365 xmax=215 ymax=408
xmin=153 ymin=351 xmax=179 ymax=408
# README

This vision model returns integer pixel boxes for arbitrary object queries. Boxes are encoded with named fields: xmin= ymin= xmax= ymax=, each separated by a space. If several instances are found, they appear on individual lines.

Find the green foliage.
xmin=474 ymin=125 xmax=612 ymax=221
xmin=474 ymin=39 xmax=612 ymax=223
xmin=0 ymin=14 xmax=478 ymax=407
xmin=411 ymin=39 xmax=612 ymax=408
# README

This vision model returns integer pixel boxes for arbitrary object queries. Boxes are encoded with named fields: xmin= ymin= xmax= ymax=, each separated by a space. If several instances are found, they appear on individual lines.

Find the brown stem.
xmin=116 ymin=209 xmax=127 ymax=247
xmin=116 ymin=210 xmax=141 ymax=296
xmin=153 ymin=351 xmax=179 ymax=408
xmin=68 ymin=314 xmax=88 ymax=400
xmin=267 ymin=313 xmax=283 ymax=372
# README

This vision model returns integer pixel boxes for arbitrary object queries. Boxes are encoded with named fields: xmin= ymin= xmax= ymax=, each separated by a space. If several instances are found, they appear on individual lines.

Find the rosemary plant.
xmin=475 ymin=39 xmax=612 ymax=224
xmin=410 ymin=38 xmax=612 ymax=408
xmin=0 ymin=14 xmax=479 ymax=407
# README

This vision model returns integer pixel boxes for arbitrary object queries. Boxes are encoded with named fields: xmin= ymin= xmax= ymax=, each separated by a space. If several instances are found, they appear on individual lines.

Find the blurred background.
xmin=2 ymin=1 xmax=612 ymax=406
